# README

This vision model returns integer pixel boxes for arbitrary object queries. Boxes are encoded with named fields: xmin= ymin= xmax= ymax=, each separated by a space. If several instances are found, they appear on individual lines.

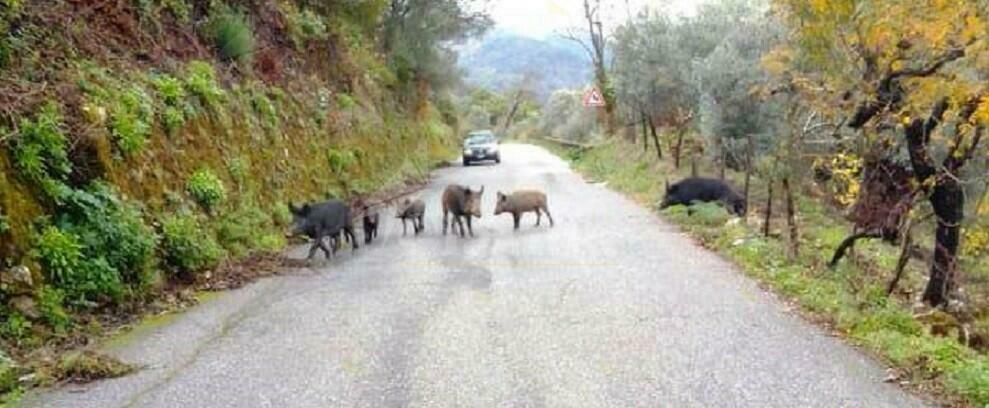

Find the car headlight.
xmin=463 ymin=148 xmax=472 ymax=154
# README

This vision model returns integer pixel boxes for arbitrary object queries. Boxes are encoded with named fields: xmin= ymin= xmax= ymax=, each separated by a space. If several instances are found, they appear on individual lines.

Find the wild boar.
xmin=362 ymin=205 xmax=379 ymax=244
xmin=442 ymin=184 xmax=484 ymax=237
xmin=494 ymin=190 xmax=554 ymax=230
xmin=395 ymin=198 xmax=425 ymax=235
xmin=659 ymin=177 xmax=746 ymax=216
xmin=288 ymin=200 xmax=359 ymax=259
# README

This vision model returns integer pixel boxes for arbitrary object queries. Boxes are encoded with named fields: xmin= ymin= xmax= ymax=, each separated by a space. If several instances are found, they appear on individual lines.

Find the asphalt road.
xmin=24 ymin=144 xmax=925 ymax=407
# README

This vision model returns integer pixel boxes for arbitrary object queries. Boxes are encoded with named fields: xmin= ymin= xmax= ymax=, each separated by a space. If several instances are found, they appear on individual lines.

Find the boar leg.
xmin=346 ymin=226 xmax=359 ymax=250
xmin=318 ymin=235 xmax=333 ymax=259
xmin=416 ymin=215 xmax=424 ymax=234
xmin=443 ymin=210 xmax=449 ymax=235
xmin=535 ymin=209 xmax=541 ymax=226
xmin=543 ymin=206 xmax=554 ymax=227
xmin=513 ymin=213 xmax=521 ymax=230
xmin=307 ymin=240 xmax=320 ymax=260
xmin=466 ymin=215 xmax=474 ymax=237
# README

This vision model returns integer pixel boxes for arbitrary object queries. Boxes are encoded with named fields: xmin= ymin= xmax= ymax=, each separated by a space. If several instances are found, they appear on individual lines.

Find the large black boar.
xmin=288 ymin=200 xmax=358 ymax=259
xmin=494 ymin=190 xmax=554 ymax=230
xmin=442 ymin=184 xmax=484 ymax=237
xmin=395 ymin=198 xmax=425 ymax=235
xmin=660 ymin=177 xmax=746 ymax=216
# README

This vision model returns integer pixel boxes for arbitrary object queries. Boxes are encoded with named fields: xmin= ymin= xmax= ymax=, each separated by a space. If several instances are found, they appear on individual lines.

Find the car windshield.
xmin=466 ymin=133 xmax=494 ymax=145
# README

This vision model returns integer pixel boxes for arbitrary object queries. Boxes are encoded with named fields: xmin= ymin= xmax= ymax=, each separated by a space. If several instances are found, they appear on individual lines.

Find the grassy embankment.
xmin=0 ymin=1 xmax=459 ymax=401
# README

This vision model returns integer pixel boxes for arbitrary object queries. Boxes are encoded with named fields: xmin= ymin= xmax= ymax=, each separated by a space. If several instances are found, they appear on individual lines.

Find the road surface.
xmin=24 ymin=144 xmax=925 ymax=407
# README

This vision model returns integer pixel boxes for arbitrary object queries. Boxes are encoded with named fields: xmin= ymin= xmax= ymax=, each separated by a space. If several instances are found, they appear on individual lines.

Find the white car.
xmin=462 ymin=130 xmax=501 ymax=166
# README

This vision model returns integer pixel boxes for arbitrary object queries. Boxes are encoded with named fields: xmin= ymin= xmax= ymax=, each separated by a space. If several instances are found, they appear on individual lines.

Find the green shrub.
xmin=271 ymin=202 xmax=292 ymax=227
xmin=31 ymin=226 xmax=124 ymax=305
xmin=162 ymin=106 xmax=184 ymax=134
xmin=252 ymin=92 xmax=278 ymax=128
xmin=153 ymin=74 xmax=186 ymax=106
xmin=11 ymin=102 xmax=72 ymax=197
xmin=152 ymin=74 xmax=187 ymax=134
xmin=160 ymin=214 xmax=223 ymax=275
xmin=326 ymin=148 xmax=356 ymax=175
xmin=0 ymin=348 xmax=18 ymax=393
xmin=56 ymin=184 xmax=156 ymax=285
xmin=216 ymin=203 xmax=273 ymax=257
xmin=226 ymin=156 xmax=249 ymax=186
xmin=109 ymin=85 xmax=154 ymax=155
xmin=0 ymin=312 xmax=31 ymax=341
xmin=280 ymin=3 xmax=328 ymax=49
xmin=336 ymin=93 xmax=355 ymax=109
xmin=36 ymin=286 xmax=71 ymax=332
xmin=205 ymin=7 xmax=254 ymax=62
xmin=32 ymin=226 xmax=84 ymax=288
xmin=186 ymin=168 xmax=227 ymax=212
xmin=184 ymin=61 xmax=225 ymax=110
xmin=162 ymin=0 xmax=191 ymax=22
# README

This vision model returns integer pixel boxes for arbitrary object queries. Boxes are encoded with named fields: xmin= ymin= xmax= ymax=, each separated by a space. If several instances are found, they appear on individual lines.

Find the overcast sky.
xmin=484 ymin=0 xmax=703 ymax=39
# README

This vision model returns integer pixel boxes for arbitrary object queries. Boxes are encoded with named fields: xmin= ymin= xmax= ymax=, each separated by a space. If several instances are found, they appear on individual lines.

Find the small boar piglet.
xmin=362 ymin=205 xmax=379 ymax=244
xmin=288 ymin=199 xmax=359 ymax=260
xmin=659 ymin=177 xmax=746 ymax=216
xmin=395 ymin=198 xmax=426 ymax=236
xmin=442 ymin=184 xmax=484 ymax=237
xmin=494 ymin=190 xmax=554 ymax=230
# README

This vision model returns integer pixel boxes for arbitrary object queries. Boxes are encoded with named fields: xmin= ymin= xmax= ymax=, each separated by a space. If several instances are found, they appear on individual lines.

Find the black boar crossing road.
xmin=288 ymin=200 xmax=358 ymax=259
xmin=660 ymin=177 xmax=747 ymax=216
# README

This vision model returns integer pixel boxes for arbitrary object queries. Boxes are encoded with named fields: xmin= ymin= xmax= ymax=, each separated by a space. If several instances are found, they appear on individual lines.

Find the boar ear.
xmin=302 ymin=203 xmax=311 ymax=214
xmin=478 ymin=185 xmax=485 ymax=195
xmin=288 ymin=202 xmax=301 ymax=215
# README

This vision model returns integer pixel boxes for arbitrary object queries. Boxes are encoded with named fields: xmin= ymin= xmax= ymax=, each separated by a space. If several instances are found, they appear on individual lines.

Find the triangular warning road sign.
xmin=583 ymin=88 xmax=607 ymax=107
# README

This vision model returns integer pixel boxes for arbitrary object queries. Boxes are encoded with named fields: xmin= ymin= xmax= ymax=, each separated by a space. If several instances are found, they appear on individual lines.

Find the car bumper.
xmin=464 ymin=151 xmax=499 ymax=160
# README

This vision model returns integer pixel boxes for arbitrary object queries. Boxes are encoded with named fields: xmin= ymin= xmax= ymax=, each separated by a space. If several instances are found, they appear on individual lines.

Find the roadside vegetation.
xmin=0 ymin=0 xmax=489 ymax=401
xmin=517 ymin=0 xmax=989 ymax=405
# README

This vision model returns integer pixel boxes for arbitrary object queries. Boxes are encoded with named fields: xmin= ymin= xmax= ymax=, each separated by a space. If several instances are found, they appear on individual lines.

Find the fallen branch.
xmin=828 ymin=231 xmax=884 ymax=269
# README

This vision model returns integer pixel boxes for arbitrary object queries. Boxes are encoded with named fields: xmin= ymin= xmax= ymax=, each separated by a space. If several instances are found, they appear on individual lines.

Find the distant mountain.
xmin=458 ymin=31 xmax=592 ymax=100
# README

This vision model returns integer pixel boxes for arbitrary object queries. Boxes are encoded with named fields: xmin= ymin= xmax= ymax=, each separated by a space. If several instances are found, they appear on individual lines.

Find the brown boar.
xmin=494 ymin=190 xmax=554 ymax=230
xmin=442 ymin=184 xmax=484 ymax=237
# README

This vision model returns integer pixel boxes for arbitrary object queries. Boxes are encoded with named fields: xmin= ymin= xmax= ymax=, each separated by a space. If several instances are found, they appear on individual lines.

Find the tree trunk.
xmin=719 ymin=151 xmax=726 ymax=180
xmin=500 ymin=91 xmax=522 ymax=135
xmin=888 ymin=216 xmax=916 ymax=296
xmin=648 ymin=115 xmax=662 ymax=159
xmin=923 ymin=181 xmax=964 ymax=306
xmin=690 ymin=153 xmax=699 ymax=177
xmin=763 ymin=179 xmax=774 ymax=237
xmin=782 ymin=176 xmax=799 ymax=258
xmin=744 ymin=133 xmax=754 ymax=211
xmin=904 ymin=100 xmax=961 ymax=307
xmin=641 ymin=112 xmax=649 ymax=152
xmin=674 ymin=129 xmax=685 ymax=169
xmin=716 ymin=136 xmax=726 ymax=180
